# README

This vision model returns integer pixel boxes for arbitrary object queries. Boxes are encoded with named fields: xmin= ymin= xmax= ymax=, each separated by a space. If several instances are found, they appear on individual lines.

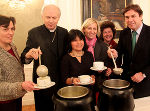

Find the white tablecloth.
xmin=134 ymin=96 xmax=150 ymax=111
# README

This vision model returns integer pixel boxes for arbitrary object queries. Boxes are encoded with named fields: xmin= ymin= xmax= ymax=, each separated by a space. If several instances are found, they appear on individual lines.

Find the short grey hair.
xmin=41 ymin=4 xmax=61 ymax=17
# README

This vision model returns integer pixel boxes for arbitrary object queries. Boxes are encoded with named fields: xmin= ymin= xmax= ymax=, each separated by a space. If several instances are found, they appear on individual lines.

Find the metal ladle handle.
xmin=108 ymin=47 xmax=117 ymax=69
xmin=38 ymin=46 xmax=41 ymax=65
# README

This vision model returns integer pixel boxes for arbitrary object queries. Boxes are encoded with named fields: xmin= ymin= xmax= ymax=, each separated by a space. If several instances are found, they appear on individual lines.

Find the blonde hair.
xmin=81 ymin=18 xmax=100 ymax=37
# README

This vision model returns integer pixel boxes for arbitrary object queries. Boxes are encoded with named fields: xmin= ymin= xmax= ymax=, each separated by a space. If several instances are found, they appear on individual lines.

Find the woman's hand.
xmin=22 ymin=81 xmax=39 ymax=92
xmin=105 ymin=68 xmax=112 ymax=76
xmin=90 ymin=75 xmax=95 ymax=85
xmin=73 ymin=78 xmax=80 ymax=85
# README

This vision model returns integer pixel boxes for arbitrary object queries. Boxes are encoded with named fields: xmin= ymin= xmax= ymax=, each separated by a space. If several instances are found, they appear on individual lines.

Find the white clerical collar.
xmin=49 ymin=27 xmax=57 ymax=32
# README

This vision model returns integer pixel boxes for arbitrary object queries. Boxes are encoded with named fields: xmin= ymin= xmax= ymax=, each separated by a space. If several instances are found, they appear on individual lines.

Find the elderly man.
xmin=21 ymin=4 xmax=68 ymax=111
xmin=108 ymin=4 xmax=150 ymax=99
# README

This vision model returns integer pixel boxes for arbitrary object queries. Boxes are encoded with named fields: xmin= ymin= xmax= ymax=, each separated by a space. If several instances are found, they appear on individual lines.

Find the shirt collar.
xmin=131 ymin=23 xmax=143 ymax=35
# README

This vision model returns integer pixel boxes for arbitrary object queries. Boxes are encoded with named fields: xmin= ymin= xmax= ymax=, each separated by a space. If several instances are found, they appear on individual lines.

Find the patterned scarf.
xmin=85 ymin=36 xmax=97 ymax=59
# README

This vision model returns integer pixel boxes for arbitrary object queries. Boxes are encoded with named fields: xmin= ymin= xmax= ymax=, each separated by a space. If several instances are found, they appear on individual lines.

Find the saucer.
xmin=73 ymin=78 xmax=94 ymax=85
xmin=90 ymin=66 xmax=107 ymax=71
xmin=78 ymin=80 xmax=94 ymax=85
xmin=34 ymin=82 xmax=55 ymax=89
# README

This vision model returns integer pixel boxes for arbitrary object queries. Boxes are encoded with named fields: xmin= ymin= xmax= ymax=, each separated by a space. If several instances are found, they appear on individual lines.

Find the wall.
xmin=0 ymin=0 xmax=44 ymax=54
xmin=0 ymin=0 xmax=150 ymax=54
xmin=0 ymin=0 xmax=81 ymax=55
xmin=1 ymin=0 xmax=150 ymax=106
xmin=133 ymin=0 xmax=150 ymax=26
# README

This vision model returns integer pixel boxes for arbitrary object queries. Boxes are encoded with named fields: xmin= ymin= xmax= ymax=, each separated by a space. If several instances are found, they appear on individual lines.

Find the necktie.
xmin=132 ymin=31 xmax=137 ymax=54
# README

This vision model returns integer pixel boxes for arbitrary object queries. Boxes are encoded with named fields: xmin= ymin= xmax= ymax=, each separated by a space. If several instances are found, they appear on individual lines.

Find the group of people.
xmin=0 ymin=3 xmax=150 ymax=111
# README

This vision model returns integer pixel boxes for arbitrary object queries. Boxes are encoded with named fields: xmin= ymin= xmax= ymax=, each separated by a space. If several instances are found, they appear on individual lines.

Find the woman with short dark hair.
xmin=100 ymin=21 xmax=117 ymax=49
xmin=61 ymin=29 xmax=95 ymax=85
xmin=0 ymin=15 xmax=37 ymax=111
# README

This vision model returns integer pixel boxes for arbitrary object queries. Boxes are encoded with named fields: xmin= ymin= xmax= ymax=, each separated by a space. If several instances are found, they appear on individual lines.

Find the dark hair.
xmin=122 ymin=4 xmax=143 ymax=16
xmin=0 ymin=15 xmax=16 ymax=28
xmin=100 ymin=21 xmax=116 ymax=40
xmin=67 ymin=29 xmax=88 ymax=52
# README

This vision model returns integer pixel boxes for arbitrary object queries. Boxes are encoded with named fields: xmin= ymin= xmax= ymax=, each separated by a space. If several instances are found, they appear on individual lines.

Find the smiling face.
xmin=71 ymin=36 xmax=84 ymax=52
xmin=102 ymin=27 xmax=113 ymax=44
xmin=83 ymin=23 xmax=97 ymax=39
xmin=42 ymin=5 xmax=60 ymax=30
xmin=124 ymin=9 xmax=143 ymax=31
xmin=0 ymin=21 xmax=15 ymax=46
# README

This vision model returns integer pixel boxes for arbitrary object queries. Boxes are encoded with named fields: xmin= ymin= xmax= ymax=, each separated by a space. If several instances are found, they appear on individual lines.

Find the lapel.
xmin=133 ymin=24 xmax=146 ymax=57
xmin=56 ymin=27 xmax=64 ymax=57
xmin=10 ymin=43 xmax=21 ymax=63
xmin=0 ymin=43 xmax=21 ymax=64
xmin=128 ymin=30 xmax=133 ymax=58
xmin=94 ymin=39 xmax=101 ymax=59
xmin=124 ymin=28 xmax=132 ymax=58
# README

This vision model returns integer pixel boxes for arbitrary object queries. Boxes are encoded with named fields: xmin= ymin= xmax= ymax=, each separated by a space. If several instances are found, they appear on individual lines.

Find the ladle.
xmin=108 ymin=47 xmax=117 ymax=69
xmin=108 ymin=47 xmax=123 ymax=75
xmin=39 ymin=47 xmax=41 ymax=66
xmin=36 ymin=47 xmax=48 ymax=77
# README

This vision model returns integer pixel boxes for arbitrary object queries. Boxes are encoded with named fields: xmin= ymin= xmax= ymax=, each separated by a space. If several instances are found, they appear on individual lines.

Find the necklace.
xmin=51 ymin=31 xmax=56 ymax=43
xmin=70 ymin=51 xmax=84 ymax=57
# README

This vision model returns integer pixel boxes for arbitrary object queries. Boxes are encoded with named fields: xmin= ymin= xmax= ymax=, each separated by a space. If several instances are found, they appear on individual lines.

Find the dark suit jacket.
xmin=117 ymin=24 xmax=150 ymax=98
xmin=21 ymin=25 xmax=68 ymax=88
xmin=93 ymin=38 xmax=109 ymax=90
xmin=94 ymin=38 xmax=108 ymax=63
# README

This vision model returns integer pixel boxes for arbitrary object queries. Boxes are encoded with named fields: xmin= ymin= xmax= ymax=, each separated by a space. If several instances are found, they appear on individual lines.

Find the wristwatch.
xmin=143 ymin=73 xmax=146 ymax=78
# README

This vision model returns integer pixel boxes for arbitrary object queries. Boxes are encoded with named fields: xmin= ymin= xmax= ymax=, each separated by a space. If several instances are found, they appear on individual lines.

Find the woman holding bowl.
xmin=81 ymin=18 xmax=112 ymax=103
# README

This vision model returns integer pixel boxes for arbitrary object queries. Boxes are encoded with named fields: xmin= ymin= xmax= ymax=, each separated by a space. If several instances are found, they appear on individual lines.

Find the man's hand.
xmin=25 ymin=48 xmax=42 ymax=60
xmin=107 ymin=49 xmax=118 ymax=58
xmin=131 ymin=72 xmax=145 ymax=83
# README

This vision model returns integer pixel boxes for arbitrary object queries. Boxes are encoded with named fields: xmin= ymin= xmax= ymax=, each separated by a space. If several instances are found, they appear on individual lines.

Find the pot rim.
xmin=103 ymin=79 xmax=130 ymax=89
xmin=57 ymin=86 xmax=89 ymax=99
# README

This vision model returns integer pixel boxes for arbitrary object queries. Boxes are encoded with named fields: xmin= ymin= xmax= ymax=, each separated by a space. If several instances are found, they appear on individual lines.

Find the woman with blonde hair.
xmin=81 ymin=18 xmax=112 ymax=104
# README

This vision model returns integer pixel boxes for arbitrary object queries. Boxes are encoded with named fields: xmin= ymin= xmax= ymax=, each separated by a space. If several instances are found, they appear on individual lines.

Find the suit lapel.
xmin=133 ymin=25 xmax=146 ymax=57
xmin=94 ymin=40 xmax=100 ymax=60
xmin=126 ymin=29 xmax=132 ymax=58
xmin=57 ymin=27 xmax=64 ymax=57
xmin=10 ymin=43 xmax=21 ymax=63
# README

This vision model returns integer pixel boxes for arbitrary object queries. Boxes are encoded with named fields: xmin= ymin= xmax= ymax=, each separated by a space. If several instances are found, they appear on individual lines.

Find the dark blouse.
xmin=61 ymin=51 xmax=94 ymax=83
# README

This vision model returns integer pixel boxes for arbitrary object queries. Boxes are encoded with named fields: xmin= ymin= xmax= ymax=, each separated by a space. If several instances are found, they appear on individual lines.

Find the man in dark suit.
xmin=21 ymin=4 xmax=68 ymax=111
xmin=109 ymin=4 xmax=150 ymax=99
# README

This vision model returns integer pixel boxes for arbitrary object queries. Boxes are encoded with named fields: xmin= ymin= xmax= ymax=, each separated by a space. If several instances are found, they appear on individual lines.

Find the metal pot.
xmin=97 ymin=79 xmax=134 ymax=111
xmin=52 ymin=86 xmax=93 ymax=111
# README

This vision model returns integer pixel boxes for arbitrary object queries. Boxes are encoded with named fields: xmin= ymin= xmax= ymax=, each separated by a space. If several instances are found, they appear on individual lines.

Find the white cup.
xmin=93 ymin=61 xmax=104 ymax=70
xmin=78 ymin=75 xmax=91 ymax=83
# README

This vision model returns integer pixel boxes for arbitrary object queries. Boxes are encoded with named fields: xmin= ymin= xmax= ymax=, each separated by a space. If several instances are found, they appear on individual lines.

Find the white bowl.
xmin=113 ymin=68 xmax=123 ymax=75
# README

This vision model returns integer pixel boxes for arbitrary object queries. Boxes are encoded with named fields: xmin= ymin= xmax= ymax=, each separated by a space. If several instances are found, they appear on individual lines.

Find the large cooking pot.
xmin=97 ymin=79 xmax=134 ymax=111
xmin=52 ymin=86 xmax=93 ymax=111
